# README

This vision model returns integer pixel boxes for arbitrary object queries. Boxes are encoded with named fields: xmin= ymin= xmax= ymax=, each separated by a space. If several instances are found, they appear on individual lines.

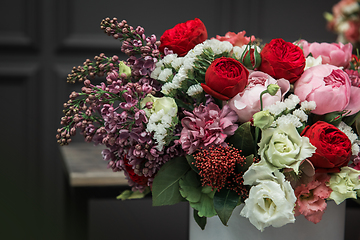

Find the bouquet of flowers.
xmin=57 ymin=17 xmax=360 ymax=231
xmin=324 ymin=0 xmax=360 ymax=49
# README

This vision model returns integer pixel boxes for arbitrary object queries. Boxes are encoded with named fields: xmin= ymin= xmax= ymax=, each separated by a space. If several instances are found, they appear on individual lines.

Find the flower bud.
xmin=240 ymin=44 xmax=261 ymax=70
xmin=252 ymin=110 xmax=274 ymax=129
xmin=118 ymin=61 xmax=132 ymax=78
xmin=267 ymin=84 xmax=280 ymax=96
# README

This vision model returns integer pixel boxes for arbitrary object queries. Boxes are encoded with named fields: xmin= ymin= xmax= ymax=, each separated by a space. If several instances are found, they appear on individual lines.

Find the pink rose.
xmin=294 ymin=64 xmax=360 ymax=115
xmin=296 ymin=40 xmax=353 ymax=68
xmin=227 ymin=71 xmax=290 ymax=122
xmin=214 ymin=31 xmax=255 ymax=47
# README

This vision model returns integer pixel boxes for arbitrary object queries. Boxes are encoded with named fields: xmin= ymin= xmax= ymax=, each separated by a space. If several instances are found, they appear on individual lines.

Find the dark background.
xmin=1 ymin=0 xmax=359 ymax=239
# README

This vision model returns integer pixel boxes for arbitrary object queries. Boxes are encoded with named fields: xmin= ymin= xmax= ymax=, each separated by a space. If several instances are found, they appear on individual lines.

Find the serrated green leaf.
xmin=213 ymin=189 xmax=240 ymax=226
xmin=193 ymin=209 xmax=207 ymax=230
xmin=152 ymin=156 xmax=191 ymax=206
xmin=179 ymin=170 xmax=202 ymax=203
xmin=226 ymin=122 xmax=256 ymax=157
xmin=190 ymin=192 xmax=217 ymax=218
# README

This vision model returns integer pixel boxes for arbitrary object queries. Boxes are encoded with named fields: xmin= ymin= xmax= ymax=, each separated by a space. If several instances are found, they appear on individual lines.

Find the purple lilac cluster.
xmin=57 ymin=19 xmax=183 ymax=192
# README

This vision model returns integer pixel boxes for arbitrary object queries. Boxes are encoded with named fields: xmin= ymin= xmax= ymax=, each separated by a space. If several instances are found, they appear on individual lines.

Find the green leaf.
xmin=175 ymin=98 xmax=194 ymax=112
xmin=190 ymin=192 xmax=217 ymax=218
xmin=213 ymin=189 xmax=240 ymax=226
xmin=226 ymin=122 xmax=256 ymax=157
xmin=179 ymin=170 xmax=202 ymax=203
xmin=344 ymin=110 xmax=360 ymax=126
xmin=193 ymin=209 xmax=207 ymax=230
xmin=237 ymin=154 xmax=255 ymax=173
xmin=186 ymin=154 xmax=199 ymax=173
xmin=116 ymin=188 xmax=150 ymax=200
xmin=152 ymin=156 xmax=191 ymax=206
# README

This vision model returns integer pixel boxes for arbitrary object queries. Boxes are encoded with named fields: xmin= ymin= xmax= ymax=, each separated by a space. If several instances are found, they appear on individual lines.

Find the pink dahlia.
xmin=180 ymin=103 xmax=238 ymax=154
xmin=294 ymin=173 xmax=332 ymax=224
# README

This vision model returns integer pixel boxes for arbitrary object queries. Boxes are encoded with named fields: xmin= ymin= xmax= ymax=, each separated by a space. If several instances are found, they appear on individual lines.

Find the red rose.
xmin=301 ymin=121 xmax=352 ymax=173
xmin=259 ymin=38 xmax=306 ymax=83
xmin=159 ymin=18 xmax=208 ymax=57
xmin=201 ymin=57 xmax=249 ymax=101
xmin=124 ymin=157 xmax=148 ymax=186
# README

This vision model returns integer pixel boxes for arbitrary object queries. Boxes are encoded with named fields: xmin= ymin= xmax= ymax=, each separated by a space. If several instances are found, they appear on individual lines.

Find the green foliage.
xmin=152 ymin=156 xmax=191 ymax=206
xmin=179 ymin=170 xmax=217 ymax=218
xmin=193 ymin=209 xmax=207 ymax=230
xmin=186 ymin=154 xmax=199 ymax=173
xmin=213 ymin=189 xmax=240 ymax=226
xmin=226 ymin=122 xmax=256 ymax=157
xmin=116 ymin=188 xmax=150 ymax=200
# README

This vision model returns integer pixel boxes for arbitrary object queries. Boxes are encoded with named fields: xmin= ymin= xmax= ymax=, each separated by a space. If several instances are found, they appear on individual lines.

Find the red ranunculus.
xmin=124 ymin=157 xmax=148 ymax=186
xmin=301 ymin=121 xmax=352 ymax=173
xmin=259 ymin=38 xmax=306 ymax=83
xmin=159 ymin=18 xmax=208 ymax=57
xmin=201 ymin=57 xmax=249 ymax=101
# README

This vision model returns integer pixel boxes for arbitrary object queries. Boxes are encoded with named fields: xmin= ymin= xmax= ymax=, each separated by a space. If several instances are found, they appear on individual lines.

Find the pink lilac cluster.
xmin=57 ymin=19 xmax=184 ymax=192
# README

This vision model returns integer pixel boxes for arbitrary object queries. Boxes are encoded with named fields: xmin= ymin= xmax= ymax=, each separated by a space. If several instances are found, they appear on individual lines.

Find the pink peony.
xmin=180 ymin=103 xmax=238 ymax=154
xmin=294 ymin=173 xmax=332 ymax=224
xmin=214 ymin=31 xmax=256 ymax=47
xmin=296 ymin=39 xmax=353 ymax=68
xmin=294 ymin=64 xmax=360 ymax=115
xmin=227 ymin=71 xmax=290 ymax=122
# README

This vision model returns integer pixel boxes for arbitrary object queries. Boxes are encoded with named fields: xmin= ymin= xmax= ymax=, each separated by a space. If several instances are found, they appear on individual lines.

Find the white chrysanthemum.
xmin=276 ymin=114 xmax=303 ymax=128
xmin=203 ymin=39 xmax=233 ymax=55
xmin=171 ymin=75 xmax=183 ymax=89
xmin=300 ymin=100 xmax=316 ymax=111
xmin=292 ymin=109 xmax=308 ymax=122
xmin=158 ymin=68 xmax=173 ymax=82
xmin=171 ymin=57 xmax=184 ymax=70
xmin=189 ymin=43 xmax=205 ymax=55
xmin=187 ymin=83 xmax=203 ymax=96
xmin=284 ymin=94 xmax=300 ymax=110
xmin=338 ymin=122 xmax=358 ymax=143
xmin=264 ymin=101 xmax=287 ymax=116
xmin=305 ymin=56 xmax=322 ymax=70
xmin=337 ymin=121 xmax=360 ymax=155
xmin=161 ymin=81 xmax=179 ymax=95
xmin=162 ymin=54 xmax=178 ymax=65
xmin=161 ymin=114 xmax=172 ymax=125
xmin=150 ymin=66 xmax=162 ymax=79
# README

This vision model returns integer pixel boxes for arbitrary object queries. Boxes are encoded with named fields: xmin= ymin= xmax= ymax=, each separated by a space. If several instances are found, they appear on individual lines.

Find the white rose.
xmin=258 ymin=123 xmax=316 ymax=173
xmin=240 ymin=162 xmax=296 ymax=231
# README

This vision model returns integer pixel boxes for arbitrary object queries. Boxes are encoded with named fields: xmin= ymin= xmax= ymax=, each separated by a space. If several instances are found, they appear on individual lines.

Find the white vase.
xmin=189 ymin=201 xmax=346 ymax=240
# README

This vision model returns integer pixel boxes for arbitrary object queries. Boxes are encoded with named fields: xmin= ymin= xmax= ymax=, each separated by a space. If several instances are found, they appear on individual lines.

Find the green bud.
xmin=119 ymin=61 xmax=132 ymax=78
xmin=240 ymin=44 xmax=261 ymax=70
xmin=267 ymin=84 xmax=280 ymax=96
xmin=253 ymin=110 xmax=274 ymax=129
xmin=323 ymin=111 xmax=347 ymax=126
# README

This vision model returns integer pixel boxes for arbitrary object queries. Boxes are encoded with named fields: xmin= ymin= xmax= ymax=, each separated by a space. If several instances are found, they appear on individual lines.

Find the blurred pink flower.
xmin=227 ymin=71 xmax=290 ymax=122
xmin=296 ymin=39 xmax=352 ymax=68
xmin=215 ymin=31 xmax=256 ymax=47
xmin=180 ymin=103 xmax=238 ymax=154
xmin=294 ymin=173 xmax=332 ymax=224
xmin=294 ymin=64 xmax=360 ymax=115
